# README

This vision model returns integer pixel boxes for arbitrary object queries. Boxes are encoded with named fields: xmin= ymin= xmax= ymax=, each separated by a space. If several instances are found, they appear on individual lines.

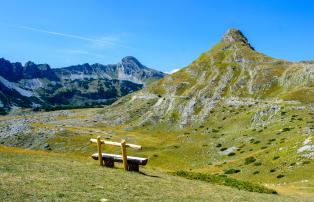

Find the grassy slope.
xmin=1 ymin=104 xmax=313 ymax=200
xmin=0 ymin=146 xmax=298 ymax=202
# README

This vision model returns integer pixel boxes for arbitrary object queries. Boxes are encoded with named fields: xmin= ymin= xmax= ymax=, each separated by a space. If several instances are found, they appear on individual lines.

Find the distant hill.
xmin=0 ymin=56 xmax=165 ymax=112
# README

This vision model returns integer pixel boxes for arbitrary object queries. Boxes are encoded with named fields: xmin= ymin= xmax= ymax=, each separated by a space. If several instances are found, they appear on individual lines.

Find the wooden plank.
xmin=121 ymin=140 xmax=128 ymax=171
xmin=97 ymin=136 xmax=103 ymax=166
xmin=90 ymin=138 xmax=142 ymax=150
xmin=91 ymin=153 xmax=148 ymax=165
xmin=125 ymin=143 xmax=142 ymax=150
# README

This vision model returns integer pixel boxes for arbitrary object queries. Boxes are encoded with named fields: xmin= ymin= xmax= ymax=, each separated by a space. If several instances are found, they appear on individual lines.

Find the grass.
xmin=174 ymin=171 xmax=277 ymax=194
xmin=0 ymin=146 xmax=296 ymax=202
xmin=1 ymin=100 xmax=314 ymax=200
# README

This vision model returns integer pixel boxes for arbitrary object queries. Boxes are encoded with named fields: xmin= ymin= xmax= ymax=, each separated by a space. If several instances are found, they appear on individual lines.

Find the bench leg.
xmin=128 ymin=163 xmax=139 ymax=172
xmin=104 ymin=159 xmax=114 ymax=168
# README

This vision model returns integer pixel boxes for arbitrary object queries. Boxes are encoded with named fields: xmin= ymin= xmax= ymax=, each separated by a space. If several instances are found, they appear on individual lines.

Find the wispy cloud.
xmin=16 ymin=25 xmax=128 ymax=48
xmin=62 ymin=49 xmax=105 ymax=58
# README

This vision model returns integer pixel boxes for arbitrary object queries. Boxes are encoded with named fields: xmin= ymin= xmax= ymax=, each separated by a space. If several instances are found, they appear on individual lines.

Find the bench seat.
xmin=92 ymin=153 xmax=148 ymax=166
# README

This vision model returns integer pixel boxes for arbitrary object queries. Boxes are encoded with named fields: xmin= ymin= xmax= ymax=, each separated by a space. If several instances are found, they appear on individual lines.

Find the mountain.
xmin=86 ymin=28 xmax=313 ymax=192
xmin=0 ymin=57 xmax=165 ymax=112
xmin=54 ymin=56 xmax=165 ymax=85
xmin=102 ymin=28 xmax=314 ymax=128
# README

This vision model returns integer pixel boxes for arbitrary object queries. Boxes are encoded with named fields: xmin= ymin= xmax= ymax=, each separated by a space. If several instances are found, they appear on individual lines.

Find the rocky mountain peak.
xmin=122 ymin=56 xmax=139 ymax=63
xmin=24 ymin=61 xmax=36 ymax=68
xmin=221 ymin=28 xmax=254 ymax=50
xmin=121 ymin=56 xmax=143 ymax=68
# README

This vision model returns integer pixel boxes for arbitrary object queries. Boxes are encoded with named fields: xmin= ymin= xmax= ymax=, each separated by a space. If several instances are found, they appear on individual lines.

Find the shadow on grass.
xmin=139 ymin=171 xmax=161 ymax=178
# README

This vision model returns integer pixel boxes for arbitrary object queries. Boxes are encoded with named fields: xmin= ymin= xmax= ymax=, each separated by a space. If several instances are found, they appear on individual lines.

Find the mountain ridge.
xmin=0 ymin=56 xmax=165 ymax=112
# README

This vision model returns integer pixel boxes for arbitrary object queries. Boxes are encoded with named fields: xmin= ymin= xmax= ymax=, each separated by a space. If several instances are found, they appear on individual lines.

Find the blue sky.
xmin=0 ymin=0 xmax=314 ymax=73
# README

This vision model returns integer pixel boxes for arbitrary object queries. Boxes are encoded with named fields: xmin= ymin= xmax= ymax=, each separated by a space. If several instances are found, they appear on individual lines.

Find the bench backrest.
xmin=90 ymin=136 xmax=142 ymax=170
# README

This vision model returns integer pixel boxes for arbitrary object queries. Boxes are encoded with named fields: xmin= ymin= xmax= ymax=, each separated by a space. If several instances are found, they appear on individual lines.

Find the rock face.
xmin=0 ymin=57 xmax=165 ymax=111
xmin=221 ymin=28 xmax=255 ymax=50
xmin=101 ymin=28 xmax=314 ymax=128
xmin=54 ymin=56 xmax=165 ymax=85
xmin=0 ymin=59 xmax=59 ymax=82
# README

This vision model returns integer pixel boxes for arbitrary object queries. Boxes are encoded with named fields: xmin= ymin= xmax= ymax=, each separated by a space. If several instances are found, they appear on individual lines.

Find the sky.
xmin=0 ymin=0 xmax=314 ymax=73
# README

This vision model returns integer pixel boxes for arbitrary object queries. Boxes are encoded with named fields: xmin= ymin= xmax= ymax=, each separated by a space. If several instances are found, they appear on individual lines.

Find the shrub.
xmin=277 ymin=174 xmax=285 ymax=178
xmin=282 ymin=128 xmax=290 ymax=132
xmin=253 ymin=171 xmax=260 ymax=175
xmin=254 ymin=162 xmax=262 ymax=166
xmin=245 ymin=157 xmax=256 ymax=165
xmin=228 ymin=152 xmax=236 ymax=156
xmin=224 ymin=168 xmax=241 ymax=174
xmin=273 ymin=156 xmax=280 ymax=160
xmin=239 ymin=144 xmax=245 ymax=148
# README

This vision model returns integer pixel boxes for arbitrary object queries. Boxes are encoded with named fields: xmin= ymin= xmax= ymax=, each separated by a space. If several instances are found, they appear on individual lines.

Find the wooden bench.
xmin=90 ymin=136 xmax=148 ymax=172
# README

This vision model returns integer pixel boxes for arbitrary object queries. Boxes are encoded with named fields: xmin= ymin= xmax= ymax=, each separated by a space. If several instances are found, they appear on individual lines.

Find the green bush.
xmin=245 ymin=156 xmax=256 ymax=165
xmin=273 ymin=156 xmax=280 ymax=160
xmin=224 ymin=168 xmax=240 ymax=174
xmin=282 ymin=128 xmax=290 ymax=132
xmin=254 ymin=162 xmax=262 ymax=166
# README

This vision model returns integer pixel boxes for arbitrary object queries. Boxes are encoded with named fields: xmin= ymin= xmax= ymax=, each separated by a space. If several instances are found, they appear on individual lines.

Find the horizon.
xmin=0 ymin=0 xmax=314 ymax=72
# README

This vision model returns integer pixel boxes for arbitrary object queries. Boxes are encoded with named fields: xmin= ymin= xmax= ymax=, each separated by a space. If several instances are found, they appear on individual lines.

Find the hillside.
xmin=0 ymin=146 xmax=297 ymax=201
xmin=0 ymin=57 xmax=165 ymax=112
xmin=101 ymin=28 xmax=314 ymax=128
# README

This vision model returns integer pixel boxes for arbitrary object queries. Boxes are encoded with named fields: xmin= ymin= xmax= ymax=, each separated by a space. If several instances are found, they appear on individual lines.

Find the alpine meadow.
xmin=0 ymin=1 xmax=314 ymax=201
